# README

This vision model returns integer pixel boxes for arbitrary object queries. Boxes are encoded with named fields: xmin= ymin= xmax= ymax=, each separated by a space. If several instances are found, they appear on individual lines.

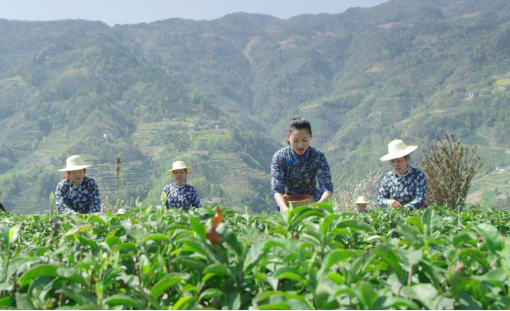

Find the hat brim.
xmin=380 ymin=146 xmax=418 ymax=161
xmin=355 ymin=201 xmax=368 ymax=204
xmin=166 ymin=167 xmax=193 ymax=174
xmin=57 ymin=164 xmax=92 ymax=172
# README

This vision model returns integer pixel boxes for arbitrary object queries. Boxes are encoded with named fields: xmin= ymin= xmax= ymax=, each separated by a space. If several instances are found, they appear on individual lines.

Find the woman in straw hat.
xmin=377 ymin=140 xmax=427 ymax=211
xmin=161 ymin=160 xmax=201 ymax=210
xmin=55 ymin=155 xmax=101 ymax=214
xmin=271 ymin=117 xmax=333 ymax=212
xmin=355 ymin=196 xmax=369 ymax=213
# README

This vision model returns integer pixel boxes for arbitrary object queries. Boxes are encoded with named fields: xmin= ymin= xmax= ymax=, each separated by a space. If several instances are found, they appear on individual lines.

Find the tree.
xmin=420 ymin=133 xmax=482 ymax=210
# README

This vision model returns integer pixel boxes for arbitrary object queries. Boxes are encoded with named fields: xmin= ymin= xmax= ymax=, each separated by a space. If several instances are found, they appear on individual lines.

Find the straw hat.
xmin=57 ymin=155 xmax=92 ymax=172
xmin=116 ymin=208 xmax=127 ymax=216
xmin=166 ymin=161 xmax=193 ymax=174
xmin=355 ymin=196 xmax=368 ymax=204
xmin=380 ymin=140 xmax=418 ymax=161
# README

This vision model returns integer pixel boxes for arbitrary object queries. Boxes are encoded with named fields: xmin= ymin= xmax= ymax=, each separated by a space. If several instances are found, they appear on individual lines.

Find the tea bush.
xmin=0 ymin=204 xmax=509 ymax=309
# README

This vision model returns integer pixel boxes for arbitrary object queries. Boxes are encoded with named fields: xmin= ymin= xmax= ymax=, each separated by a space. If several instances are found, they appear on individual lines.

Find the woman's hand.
xmin=274 ymin=193 xmax=288 ymax=212
xmin=316 ymin=191 xmax=332 ymax=208
xmin=387 ymin=199 xmax=402 ymax=208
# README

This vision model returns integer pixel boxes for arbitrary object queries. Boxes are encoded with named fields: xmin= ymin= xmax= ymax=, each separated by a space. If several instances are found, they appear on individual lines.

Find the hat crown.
xmin=66 ymin=155 xmax=85 ymax=167
xmin=166 ymin=160 xmax=193 ymax=174
xmin=380 ymin=139 xmax=417 ymax=161
xmin=58 ymin=155 xmax=92 ymax=171
xmin=355 ymin=196 xmax=368 ymax=203
xmin=172 ymin=161 xmax=188 ymax=171
xmin=387 ymin=140 xmax=407 ymax=153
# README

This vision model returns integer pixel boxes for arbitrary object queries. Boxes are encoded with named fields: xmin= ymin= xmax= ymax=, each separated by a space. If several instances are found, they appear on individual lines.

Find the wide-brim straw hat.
xmin=57 ymin=155 xmax=92 ymax=172
xmin=166 ymin=161 xmax=193 ymax=174
xmin=380 ymin=140 xmax=418 ymax=161
xmin=355 ymin=196 xmax=369 ymax=204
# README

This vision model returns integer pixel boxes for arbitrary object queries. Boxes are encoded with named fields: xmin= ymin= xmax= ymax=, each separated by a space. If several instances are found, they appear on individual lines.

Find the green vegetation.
xmin=0 ymin=204 xmax=509 ymax=309
xmin=493 ymin=79 xmax=510 ymax=86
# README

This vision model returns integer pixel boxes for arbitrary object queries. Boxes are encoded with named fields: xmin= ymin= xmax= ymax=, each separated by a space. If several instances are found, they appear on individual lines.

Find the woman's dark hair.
xmin=63 ymin=169 xmax=86 ymax=180
xmin=288 ymin=117 xmax=312 ymax=136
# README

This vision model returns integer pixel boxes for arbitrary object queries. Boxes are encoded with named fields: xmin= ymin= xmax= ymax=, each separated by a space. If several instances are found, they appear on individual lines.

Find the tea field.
xmin=0 ymin=204 xmax=510 ymax=309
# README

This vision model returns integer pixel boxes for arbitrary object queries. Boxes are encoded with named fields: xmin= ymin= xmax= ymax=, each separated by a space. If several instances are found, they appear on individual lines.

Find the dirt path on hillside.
xmin=242 ymin=37 xmax=260 ymax=65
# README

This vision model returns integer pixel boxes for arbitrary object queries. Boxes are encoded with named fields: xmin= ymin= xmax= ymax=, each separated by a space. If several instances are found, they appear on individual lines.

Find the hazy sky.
xmin=0 ymin=0 xmax=389 ymax=25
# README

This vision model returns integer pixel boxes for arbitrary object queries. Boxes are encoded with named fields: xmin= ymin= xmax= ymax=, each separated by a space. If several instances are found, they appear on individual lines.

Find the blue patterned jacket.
xmin=271 ymin=146 xmax=334 ymax=202
xmin=161 ymin=183 xmax=201 ymax=210
xmin=55 ymin=176 xmax=101 ymax=214
xmin=377 ymin=165 xmax=427 ymax=210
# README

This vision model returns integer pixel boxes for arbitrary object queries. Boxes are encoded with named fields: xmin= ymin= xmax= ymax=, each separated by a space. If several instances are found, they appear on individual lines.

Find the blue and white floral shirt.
xmin=161 ymin=183 xmax=201 ymax=210
xmin=271 ymin=146 xmax=334 ymax=202
xmin=55 ymin=176 xmax=101 ymax=214
xmin=377 ymin=165 xmax=427 ymax=210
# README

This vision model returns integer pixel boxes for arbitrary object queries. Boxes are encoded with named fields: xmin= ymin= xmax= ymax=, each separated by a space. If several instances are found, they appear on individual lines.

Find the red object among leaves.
xmin=206 ymin=206 xmax=223 ymax=245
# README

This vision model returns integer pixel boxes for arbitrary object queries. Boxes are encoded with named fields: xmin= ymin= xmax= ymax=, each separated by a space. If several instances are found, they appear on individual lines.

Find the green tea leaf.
xmin=422 ymin=209 xmax=441 ymax=237
xmin=172 ymin=296 xmax=196 ymax=310
xmin=198 ymin=288 xmax=223 ymax=301
xmin=321 ymin=214 xmax=340 ymax=235
xmin=189 ymin=217 xmax=206 ymax=240
xmin=20 ymin=265 xmax=59 ymax=285
xmin=114 ymin=242 xmax=137 ymax=253
xmin=336 ymin=219 xmax=374 ymax=232
xmin=142 ymin=233 xmax=169 ymax=243
xmin=407 ymin=216 xmax=424 ymax=233
xmin=173 ymin=256 xmax=206 ymax=272
xmin=323 ymin=249 xmax=361 ymax=270
xmin=412 ymin=283 xmax=438 ymax=301
xmin=103 ymin=295 xmax=143 ymax=310
xmin=62 ymin=224 xmax=94 ymax=237
xmin=274 ymin=267 xmax=304 ymax=282
xmin=8 ymin=226 xmax=19 ymax=244
xmin=15 ymin=294 xmax=35 ymax=310
xmin=151 ymin=274 xmax=187 ymax=299
xmin=374 ymin=244 xmax=403 ymax=276
xmin=216 ymin=223 xmax=243 ymax=256
xmin=475 ymin=223 xmax=503 ymax=253
xmin=203 ymin=263 xmax=234 ymax=279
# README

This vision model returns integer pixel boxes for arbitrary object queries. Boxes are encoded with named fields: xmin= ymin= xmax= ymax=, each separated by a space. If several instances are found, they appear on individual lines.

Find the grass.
xmin=461 ymin=134 xmax=488 ymax=146
xmin=4 ymin=76 xmax=26 ymax=86
xmin=493 ymin=79 xmax=510 ymax=86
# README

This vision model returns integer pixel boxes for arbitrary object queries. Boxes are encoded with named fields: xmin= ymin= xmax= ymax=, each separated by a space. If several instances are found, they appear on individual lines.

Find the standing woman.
xmin=161 ymin=161 xmax=201 ymax=210
xmin=377 ymin=140 xmax=427 ymax=211
xmin=271 ymin=117 xmax=334 ymax=212
xmin=55 ymin=155 xmax=101 ymax=214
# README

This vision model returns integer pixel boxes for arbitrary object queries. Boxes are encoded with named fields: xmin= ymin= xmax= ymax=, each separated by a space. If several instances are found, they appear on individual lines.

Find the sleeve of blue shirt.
xmin=377 ymin=174 xmax=390 ymax=208
xmin=317 ymin=152 xmax=334 ymax=193
xmin=404 ymin=171 xmax=427 ymax=210
xmin=271 ymin=152 xmax=285 ymax=195
xmin=55 ymin=182 xmax=75 ymax=214
xmin=89 ymin=179 xmax=101 ymax=213
xmin=192 ymin=187 xmax=201 ymax=208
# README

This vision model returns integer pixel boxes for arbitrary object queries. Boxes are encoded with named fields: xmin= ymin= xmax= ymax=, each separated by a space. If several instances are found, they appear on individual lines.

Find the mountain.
xmin=1 ymin=0 xmax=510 ymax=212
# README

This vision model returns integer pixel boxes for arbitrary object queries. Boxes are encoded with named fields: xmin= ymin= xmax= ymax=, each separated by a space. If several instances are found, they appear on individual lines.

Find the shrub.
xmin=334 ymin=169 xmax=383 ymax=210
xmin=420 ymin=133 xmax=482 ymax=210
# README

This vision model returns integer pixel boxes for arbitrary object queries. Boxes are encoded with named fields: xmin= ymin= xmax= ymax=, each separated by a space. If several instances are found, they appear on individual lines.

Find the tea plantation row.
xmin=0 ymin=204 xmax=509 ymax=309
